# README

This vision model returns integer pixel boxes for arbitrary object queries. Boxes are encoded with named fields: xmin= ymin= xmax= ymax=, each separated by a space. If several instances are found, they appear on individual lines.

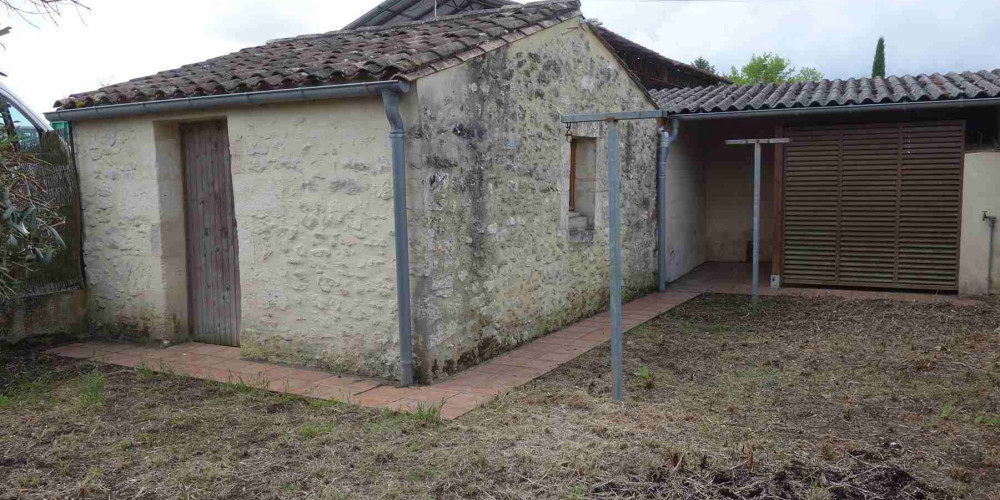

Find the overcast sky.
xmin=2 ymin=0 xmax=998 ymax=118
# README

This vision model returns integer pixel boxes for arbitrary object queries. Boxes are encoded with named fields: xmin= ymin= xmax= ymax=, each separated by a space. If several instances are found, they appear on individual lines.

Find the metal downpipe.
xmin=985 ymin=212 xmax=997 ymax=294
xmin=656 ymin=118 xmax=679 ymax=291
xmin=382 ymin=90 xmax=414 ymax=387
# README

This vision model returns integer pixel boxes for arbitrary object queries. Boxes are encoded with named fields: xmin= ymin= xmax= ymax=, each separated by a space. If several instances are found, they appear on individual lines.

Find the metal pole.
xmin=383 ymin=90 xmax=414 ymax=387
xmin=726 ymin=138 xmax=788 ymax=303
xmin=985 ymin=211 xmax=996 ymax=293
xmin=656 ymin=126 xmax=669 ymax=291
xmin=752 ymin=141 xmax=761 ymax=303
xmin=607 ymin=120 xmax=623 ymax=401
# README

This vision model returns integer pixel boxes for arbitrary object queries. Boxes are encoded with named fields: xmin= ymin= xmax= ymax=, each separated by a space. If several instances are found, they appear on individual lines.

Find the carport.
xmin=651 ymin=73 xmax=1000 ymax=296
xmin=566 ymin=72 xmax=1000 ymax=399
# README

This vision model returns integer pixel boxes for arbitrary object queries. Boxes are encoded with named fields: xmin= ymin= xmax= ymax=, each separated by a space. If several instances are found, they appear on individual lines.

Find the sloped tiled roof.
xmin=54 ymin=0 xmax=579 ymax=110
xmin=651 ymin=70 xmax=1000 ymax=115
xmin=341 ymin=0 xmax=722 ymax=91
xmin=592 ymin=25 xmax=728 ymax=89
xmin=345 ymin=0 xmax=519 ymax=30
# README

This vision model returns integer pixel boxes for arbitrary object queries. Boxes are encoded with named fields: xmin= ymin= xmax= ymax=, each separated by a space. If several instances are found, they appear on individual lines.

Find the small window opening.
xmin=569 ymin=137 xmax=596 ymax=242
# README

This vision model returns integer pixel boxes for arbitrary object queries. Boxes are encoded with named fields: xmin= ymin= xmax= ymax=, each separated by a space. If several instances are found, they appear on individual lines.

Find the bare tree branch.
xmin=0 ymin=0 xmax=89 ymax=36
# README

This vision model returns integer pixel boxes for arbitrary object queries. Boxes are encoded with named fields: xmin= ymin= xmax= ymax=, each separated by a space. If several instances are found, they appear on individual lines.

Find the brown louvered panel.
xmin=838 ymin=126 xmax=897 ymax=285
xmin=896 ymin=121 xmax=964 ymax=288
xmin=782 ymin=121 xmax=964 ymax=290
xmin=782 ymin=128 xmax=840 ymax=284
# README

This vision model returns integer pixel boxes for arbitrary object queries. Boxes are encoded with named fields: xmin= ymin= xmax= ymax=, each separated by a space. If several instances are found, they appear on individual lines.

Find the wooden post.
xmin=752 ymin=142 xmax=761 ymax=303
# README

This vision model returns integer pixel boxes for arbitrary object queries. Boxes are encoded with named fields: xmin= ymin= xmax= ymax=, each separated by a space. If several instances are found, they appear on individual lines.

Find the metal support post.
xmin=726 ymin=138 xmax=791 ymax=304
xmin=607 ymin=120 xmax=623 ymax=401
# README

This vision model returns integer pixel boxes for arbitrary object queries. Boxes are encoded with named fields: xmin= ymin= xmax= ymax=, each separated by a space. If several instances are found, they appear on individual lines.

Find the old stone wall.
xmin=73 ymin=118 xmax=182 ymax=340
xmin=72 ymin=98 xmax=417 ymax=378
xmin=0 ymin=290 xmax=88 ymax=343
xmin=228 ymin=98 xmax=415 ymax=377
xmin=406 ymin=17 xmax=661 ymax=380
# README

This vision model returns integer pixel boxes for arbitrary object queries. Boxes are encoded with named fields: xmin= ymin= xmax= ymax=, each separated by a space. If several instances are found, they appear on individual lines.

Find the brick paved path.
xmin=48 ymin=263 xmax=977 ymax=419
xmin=47 ymin=290 xmax=698 ymax=419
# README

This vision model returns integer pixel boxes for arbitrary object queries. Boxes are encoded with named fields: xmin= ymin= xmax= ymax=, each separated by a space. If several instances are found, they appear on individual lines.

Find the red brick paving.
xmin=45 ymin=263 xmax=978 ymax=420
xmin=45 ymin=289 xmax=695 ymax=419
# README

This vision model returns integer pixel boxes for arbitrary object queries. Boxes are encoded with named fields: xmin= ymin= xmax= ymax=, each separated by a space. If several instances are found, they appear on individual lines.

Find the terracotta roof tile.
xmin=54 ymin=0 xmax=580 ymax=110
xmin=651 ymin=69 xmax=1000 ymax=115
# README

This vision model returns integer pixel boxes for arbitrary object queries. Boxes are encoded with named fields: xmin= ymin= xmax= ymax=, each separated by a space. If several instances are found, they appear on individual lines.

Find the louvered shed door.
xmin=782 ymin=121 xmax=964 ymax=290
xmin=182 ymin=121 xmax=241 ymax=346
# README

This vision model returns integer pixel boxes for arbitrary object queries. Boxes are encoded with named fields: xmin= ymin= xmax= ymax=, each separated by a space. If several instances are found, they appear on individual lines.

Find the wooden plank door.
xmin=181 ymin=121 xmax=241 ymax=346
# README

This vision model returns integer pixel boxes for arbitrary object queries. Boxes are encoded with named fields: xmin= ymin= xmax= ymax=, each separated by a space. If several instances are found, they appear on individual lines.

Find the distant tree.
xmin=792 ymin=67 xmax=825 ymax=82
xmin=727 ymin=52 xmax=825 ymax=85
xmin=692 ymin=56 xmax=716 ymax=75
xmin=872 ymin=36 xmax=886 ymax=78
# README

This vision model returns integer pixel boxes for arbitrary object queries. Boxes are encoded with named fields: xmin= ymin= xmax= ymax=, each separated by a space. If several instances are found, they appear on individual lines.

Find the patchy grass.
xmin=1 ymin=293 xmax=998 ymax=498
xmin=299 ymin=422 xmax=336 ymax=439
xmin=77 ymin=368 xmax=106 ymax=407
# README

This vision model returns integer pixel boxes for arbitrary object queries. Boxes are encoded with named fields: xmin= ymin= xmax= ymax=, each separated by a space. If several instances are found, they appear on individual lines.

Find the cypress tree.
xmin=872 ymin=37 xmax=886 ymax=78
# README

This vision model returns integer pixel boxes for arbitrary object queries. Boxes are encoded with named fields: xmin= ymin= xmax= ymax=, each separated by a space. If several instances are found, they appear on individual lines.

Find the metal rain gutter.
xmin=656 ymin=118 xmax=678 ymax=291
xmin=43 ymin=81 xmax=411 ymax=122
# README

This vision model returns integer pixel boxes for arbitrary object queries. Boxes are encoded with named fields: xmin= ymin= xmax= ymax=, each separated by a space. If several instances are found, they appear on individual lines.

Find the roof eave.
xmin=44 ymin=80 xmax=410 ymax=123
xmin=669 ymin=97 xmax=1000 ymax=121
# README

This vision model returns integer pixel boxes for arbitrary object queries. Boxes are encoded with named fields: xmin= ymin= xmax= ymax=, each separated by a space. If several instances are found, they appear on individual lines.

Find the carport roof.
xmin=651 ymin=70 xmax=1000 ymax=116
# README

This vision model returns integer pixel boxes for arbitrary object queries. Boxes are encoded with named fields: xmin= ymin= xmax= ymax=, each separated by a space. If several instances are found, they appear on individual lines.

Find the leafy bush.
xmin=0 ymin=135 xmax=67 ymax=297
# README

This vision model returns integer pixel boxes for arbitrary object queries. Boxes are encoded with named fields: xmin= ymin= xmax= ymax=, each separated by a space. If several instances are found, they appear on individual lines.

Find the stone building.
xmin=48 ymin=0 xmax=1000 ymax=384
xmin=47 ymin=1 xmax=719 ymax=382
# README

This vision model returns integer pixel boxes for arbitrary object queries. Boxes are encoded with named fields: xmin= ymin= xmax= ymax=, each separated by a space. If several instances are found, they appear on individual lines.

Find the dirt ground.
xmin=2 ymin=293 xmax=999 ymax=499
